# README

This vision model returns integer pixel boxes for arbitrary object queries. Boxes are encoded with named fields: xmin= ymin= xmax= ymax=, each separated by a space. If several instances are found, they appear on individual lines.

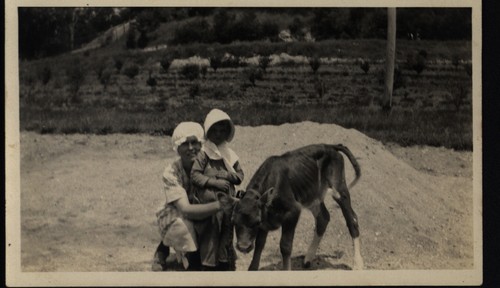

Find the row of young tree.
xmin=19 ymin=7 xmax=471 ymax=60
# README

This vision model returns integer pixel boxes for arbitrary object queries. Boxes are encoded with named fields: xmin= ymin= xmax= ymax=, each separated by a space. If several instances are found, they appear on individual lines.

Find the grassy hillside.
xmin=19 ymin=14 xmax=473 ymax=150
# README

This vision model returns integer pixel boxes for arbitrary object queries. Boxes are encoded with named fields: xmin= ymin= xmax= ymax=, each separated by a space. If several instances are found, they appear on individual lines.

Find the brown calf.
xmin=229 ymin=144 xmax=364 ymax=270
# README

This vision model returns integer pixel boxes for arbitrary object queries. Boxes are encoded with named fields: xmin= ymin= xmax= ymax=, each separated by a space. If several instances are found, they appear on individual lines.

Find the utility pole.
xmin=383 ymin=7 xmax=396 ymax=111
xmin=69 ymin=8 xmax=80 ymax=51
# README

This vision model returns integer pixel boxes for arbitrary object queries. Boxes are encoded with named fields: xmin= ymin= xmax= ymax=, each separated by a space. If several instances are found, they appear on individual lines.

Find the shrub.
xmin=452 ymin=54 xmax=461 ymax=68
xmin=413 ymin=55 xmax=426 ymax=75
xmin=351 ymin=87 xmax=371 ymax=106
xmin=200 ymin=66 xmax=208 ymax=78
xmin=418 ymin=49 xmax=428 ymax=59
xmin=40 ymin=125 xmax=56 ymax=134
xmin=309 ymin=56 xmax=321 ymax=74
xmin=359 ymin=59 xmax=370 ymax=74
xmin=221 ymin=56 xmax=243 ymax=68
xmin=181 ymin=64 xmax=200 ymax=81
xmin=135 ymin=9 xmax=161 ymax=34
xmin=123 ymin=64 xmax=139 ymax=79
xmin=463 ymin=63 xmax=472 ymax=77
xmin=225 ymin=45 xmax=254 ymax=58
xmin=66 ymin=59 xmax=85 ymax=96
xmin=314 ymin=78 xmax=327 ymax=100
xmin=123 ymin=126 xmax=140 ymax=134
xmin=270 ymin=94 xmax=280 ymax=104
xmin=289 ymin=17 xmax=304 ymax=37
xmin=407 ymin=52 xmax=426 ymax=75
xmin=244 ymin=67 xmax=264 ymax=86
xmin=96 ymin=126 xmax=113 ymax=135
xmin=114 ymin=58 xmax=123 ymax=72
xmin=260 ymin=20 xmax=280 ymax=40
xmin=209 ymin=54 xmax=223 ymax=72
xmin=253 ymin=44 xmax=275 ymax=57
xmin=258 ymin=56 xmax=272 ymax=72
xmin=189 ymin=82 xmax=201 ymax=99
xmin=291 ymin=42 xmax=318 ymax=57
xmin=38 ymin=66 xmax=52 ymax=85
xmin=160 ymin=54 xmax=173 ymax=73
xmin=172 ymin=18 xmax=212 ymax=44
xmin=208 ymin=84 xmax=231 ymax=100
xmin=134 ymin=54 xmax=148 ymax=66
xmin=126 ymin=27 xmax=137 ymax=49
xmin=99 ymin=68 xmax=112 ymax=88
xmin=279 ymin=59 xmax=298 ymax=68
xmin=137 ymin=31 xmax=149 ymax=49
xmin=155 ymin=90 xmax=167 ymax=112
xmin=448 ymin=83 xmax=469 ymax=111
xmin=284 ymin=95 xmax=295 ymax=105
xmin=232 ymin=11 xmax=260 ymax=42
xmin=146 ymin=71 xmax=157 ymax=90
xmin=212 ymin=9 xmax=237 ymax=44
xmin=94 ymin=61 xmax=106 ymax=80
xmin=393 ymin=66 xmax=407 ymax=90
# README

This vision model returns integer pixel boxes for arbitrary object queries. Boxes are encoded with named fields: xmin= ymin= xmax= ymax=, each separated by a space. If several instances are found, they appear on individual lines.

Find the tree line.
xmin=19 ymin=7 xmax=471 ymax=60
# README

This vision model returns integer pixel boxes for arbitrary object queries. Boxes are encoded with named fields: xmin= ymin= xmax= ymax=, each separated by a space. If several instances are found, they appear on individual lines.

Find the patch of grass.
xmin=20 ymin=105 xmax=472 ymax=150
xmin=40 ymin=125 xmax=56 ymax=134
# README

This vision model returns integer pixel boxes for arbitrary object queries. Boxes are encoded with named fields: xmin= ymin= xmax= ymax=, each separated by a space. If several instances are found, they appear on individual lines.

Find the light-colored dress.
xmin=156 ymin=159 xmax=197 ymax=268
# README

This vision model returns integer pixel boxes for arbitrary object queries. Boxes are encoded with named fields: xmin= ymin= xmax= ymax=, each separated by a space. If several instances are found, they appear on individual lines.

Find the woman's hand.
xmin=217 ymin=192 xmax=237 ymax=215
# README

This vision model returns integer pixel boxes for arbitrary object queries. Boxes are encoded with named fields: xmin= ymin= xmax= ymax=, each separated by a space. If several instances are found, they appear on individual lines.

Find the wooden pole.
xmin=383 ymin=7 xmax=397 ymax=110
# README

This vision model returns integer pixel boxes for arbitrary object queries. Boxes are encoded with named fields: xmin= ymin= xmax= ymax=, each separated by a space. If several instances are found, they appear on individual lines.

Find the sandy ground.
xmin=19 ymin=122 xmax=474 ymax=272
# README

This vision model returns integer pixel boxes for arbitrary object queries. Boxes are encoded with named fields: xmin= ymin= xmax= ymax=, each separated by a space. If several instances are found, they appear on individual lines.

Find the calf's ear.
xmin=260 ymin=187 xmax=275 ymax=207
xmin=216 ymin=192 xmax=238 ymax=214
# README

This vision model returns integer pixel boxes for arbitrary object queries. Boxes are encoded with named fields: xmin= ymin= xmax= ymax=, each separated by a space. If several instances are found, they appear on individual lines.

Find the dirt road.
xmin=20 ymin=122 xmax=474 ymax=272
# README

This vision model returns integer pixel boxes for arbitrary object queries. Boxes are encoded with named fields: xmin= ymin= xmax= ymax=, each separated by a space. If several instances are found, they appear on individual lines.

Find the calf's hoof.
xmin=353 ymin=258 xmax=364 ymax=270
xmin=302 ymin=261 xmax=311 ymax=269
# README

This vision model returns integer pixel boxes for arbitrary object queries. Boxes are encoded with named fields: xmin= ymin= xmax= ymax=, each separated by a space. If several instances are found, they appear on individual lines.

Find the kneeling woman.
xmin=153 ymin=122 xmax=233 ymax=271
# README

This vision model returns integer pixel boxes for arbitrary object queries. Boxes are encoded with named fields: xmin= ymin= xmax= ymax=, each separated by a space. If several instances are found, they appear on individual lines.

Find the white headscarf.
xmin=203 ymin=109 xmax=235 ymax=142
xmin=171 ymin=122 xmax=204 ymax=152
xmin=203 ymin=109 xmax=238 ymax=173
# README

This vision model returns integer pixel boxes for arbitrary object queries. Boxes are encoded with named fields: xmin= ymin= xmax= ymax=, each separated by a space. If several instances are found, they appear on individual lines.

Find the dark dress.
xmin=191 ymin=151 xmax=244 ymax=269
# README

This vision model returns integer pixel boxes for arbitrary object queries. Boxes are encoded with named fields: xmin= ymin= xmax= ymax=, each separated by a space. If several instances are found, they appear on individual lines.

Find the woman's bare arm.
xmin=174 ymin=197 xmax=221 ymax=220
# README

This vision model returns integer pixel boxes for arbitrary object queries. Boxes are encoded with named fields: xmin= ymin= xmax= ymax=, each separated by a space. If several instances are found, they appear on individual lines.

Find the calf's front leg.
xmin=304 ymin=202 xmax=330 ymax=268
xmin=280 ymin=211 xmax=300 ymax=270
xmin=248 ymin=229 xmax=268 ymax=271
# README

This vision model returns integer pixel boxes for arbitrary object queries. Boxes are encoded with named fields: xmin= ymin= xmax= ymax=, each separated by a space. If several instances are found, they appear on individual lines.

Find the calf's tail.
xmin=333 ymin=144 xmax=361 ymax=189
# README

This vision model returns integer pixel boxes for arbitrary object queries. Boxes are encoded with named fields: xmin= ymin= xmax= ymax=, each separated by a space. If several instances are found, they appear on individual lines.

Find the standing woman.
xmin=152 ymin=122 xmax=233 ymax=271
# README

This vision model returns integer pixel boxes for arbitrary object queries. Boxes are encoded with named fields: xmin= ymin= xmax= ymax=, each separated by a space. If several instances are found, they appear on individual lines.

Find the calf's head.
xmin=231 ymin=188 xmax=275 ymax=254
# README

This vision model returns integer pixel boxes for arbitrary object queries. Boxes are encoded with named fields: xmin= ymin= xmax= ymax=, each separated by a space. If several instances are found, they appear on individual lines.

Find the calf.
xmin=230 ymin=144 xmax=364 ymax=270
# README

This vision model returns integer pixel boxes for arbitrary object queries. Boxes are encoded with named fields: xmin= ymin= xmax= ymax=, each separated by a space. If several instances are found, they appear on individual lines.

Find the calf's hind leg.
xmin=303 ymin=202 xmax=330 ymax=268
xmin=332 ymin=179 xmax=364 ymax=270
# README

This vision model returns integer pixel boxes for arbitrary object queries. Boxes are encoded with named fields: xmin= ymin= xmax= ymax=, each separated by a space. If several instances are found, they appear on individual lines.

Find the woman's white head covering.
xmin=171 ymin=122 xmax=204 ymax=152
xmin=203 ymin=109 xmax=235 ymax=142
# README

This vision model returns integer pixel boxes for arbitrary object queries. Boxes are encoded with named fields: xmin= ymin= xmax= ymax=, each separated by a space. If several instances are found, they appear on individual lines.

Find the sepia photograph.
xmin=6 ymin=0 xmax=482 ymax=286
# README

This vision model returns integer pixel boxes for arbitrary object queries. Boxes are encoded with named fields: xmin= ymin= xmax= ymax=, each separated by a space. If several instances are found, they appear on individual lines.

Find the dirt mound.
xmin=19 ymin=122 xmax=473 ymax=272
xmin=232 ymin=122 xmax=473 ymax=270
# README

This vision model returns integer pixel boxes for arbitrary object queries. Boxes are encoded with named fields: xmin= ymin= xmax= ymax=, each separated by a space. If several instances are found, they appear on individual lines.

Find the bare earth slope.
xmin=20 ymin=122 xmax=473 ymax=271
